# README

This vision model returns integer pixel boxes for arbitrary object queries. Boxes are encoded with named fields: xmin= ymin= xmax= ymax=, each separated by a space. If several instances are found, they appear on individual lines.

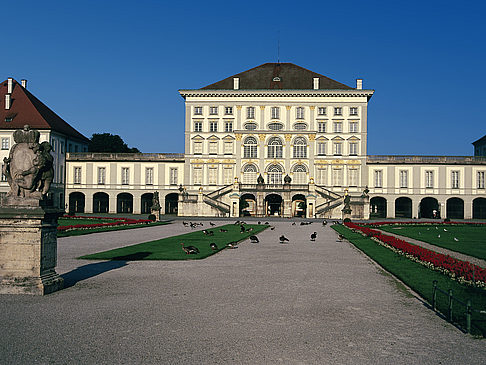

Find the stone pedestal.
xmin=342 ymin=207 xmax=352 ymax=221
xmin=0 ymin=198 xmax=64 ymax=295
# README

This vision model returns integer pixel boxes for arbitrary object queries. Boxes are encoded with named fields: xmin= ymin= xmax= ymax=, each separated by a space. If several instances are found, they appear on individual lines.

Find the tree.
xmin=88 ymin=133 xmax=140 ymax=153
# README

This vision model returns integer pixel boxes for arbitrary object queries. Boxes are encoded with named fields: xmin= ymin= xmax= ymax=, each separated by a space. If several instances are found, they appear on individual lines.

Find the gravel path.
xmin=375 ymin=228 xmax=486 ymax=268
xmin=1 ymin=220 xmax=485 ymax=364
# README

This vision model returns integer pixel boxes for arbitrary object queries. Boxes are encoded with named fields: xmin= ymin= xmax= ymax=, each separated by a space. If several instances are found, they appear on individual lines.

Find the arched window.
xmin=293 ymin=122 xmax=307 ymax=131
xmin=243 ymin=136 xmax=258 ymax=158
xmin=267 ymin=137 xmax=283 ymax=158
xmin=243 ymin=164 xmax=258 ymax=184
xmin=267 ymin=164 xmax=283 ymax=185
xmin=292 ymin=164 xmax=307 ymax=184
xmin=268 ymin=122 xmax=283 ymax=131
xmin=244 ymin=123 xmax=257 ymax=130
xmin=293 ymin=137 xmax=307 ymax=158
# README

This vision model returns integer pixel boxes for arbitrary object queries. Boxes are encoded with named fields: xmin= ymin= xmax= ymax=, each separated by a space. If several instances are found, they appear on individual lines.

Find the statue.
xmin=361 ymin=186 xmax=369 ymax=198
xmin=2 ymin=125 xmax=54 ymax=201
xmin=150 ymin=192 xmax=161 ymax=211
xmin=257 ymin=174 xmax=264 ymax=184
xmin=284 ymin=174 xmax=292 ymax=184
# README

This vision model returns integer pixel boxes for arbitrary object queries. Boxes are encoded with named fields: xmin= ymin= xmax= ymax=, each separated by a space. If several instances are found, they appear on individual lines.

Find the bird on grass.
xmin=240 ymin=225 xmax=246 ymax=233
xmin=437 ymin=234 xmax=441 ymax=238
xmin=336 ymin=234 xmax=344 ymax=242
xmin=227 ymin=241 xmax=238 ymax=249
xmin=453 ymin=237 xmax=459 ymax=242
xmin=219 ymin=228 xmax=228 ymax=233
xmin=181 ymin=242 xmax=199 ymax=255
xmin=310 ymin=232 xmax=317 ymax=242
xmin=249 ymin=235 xmax=259 ymax=243
xmin=279 ymin=235 xmax=289 ymax=244
xmin=210 ymin=243 xmax=218 ymax=250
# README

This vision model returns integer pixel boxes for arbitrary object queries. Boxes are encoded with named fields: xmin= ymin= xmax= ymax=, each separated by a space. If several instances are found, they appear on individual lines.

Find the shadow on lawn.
xmin=61 ymin=252 xmax=151 ymax=288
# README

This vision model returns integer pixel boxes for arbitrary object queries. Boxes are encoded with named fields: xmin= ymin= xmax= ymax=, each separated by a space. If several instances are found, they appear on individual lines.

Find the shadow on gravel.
xmin=61 ymin=253 xmax=150 ymax=288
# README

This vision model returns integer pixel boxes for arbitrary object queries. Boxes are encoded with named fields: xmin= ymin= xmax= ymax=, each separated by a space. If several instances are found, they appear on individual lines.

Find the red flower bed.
xmin=362 ymin=221 xmax=486 ymax=227
xmin=345 ymin=222 xmax=486 ymax=285
xmin=58 ymin=215 xmax=152 ymax=232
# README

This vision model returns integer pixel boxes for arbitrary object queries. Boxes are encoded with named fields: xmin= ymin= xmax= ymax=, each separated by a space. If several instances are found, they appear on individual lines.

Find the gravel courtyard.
xmin=1 ymin=219 xmax=485 ymax=364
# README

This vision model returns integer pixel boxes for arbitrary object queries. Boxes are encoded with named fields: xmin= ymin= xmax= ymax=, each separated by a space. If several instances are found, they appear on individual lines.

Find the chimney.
xmin=233 ymin=77 xmax=239 ymax=90
xmin=21 ymin=79 xmax=27 ymax=89
xmin=7 ymin=77 xmax=13 ymax=94
xmin=356 ymin=79 xmax=363 ymax=90
xmin=5 ymin=94 xmax=11 ymax=109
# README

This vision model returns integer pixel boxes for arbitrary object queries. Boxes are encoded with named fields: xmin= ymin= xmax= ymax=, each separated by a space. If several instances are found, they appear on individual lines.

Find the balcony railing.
xmin=239 ymin=183 xmax=309 ymax=191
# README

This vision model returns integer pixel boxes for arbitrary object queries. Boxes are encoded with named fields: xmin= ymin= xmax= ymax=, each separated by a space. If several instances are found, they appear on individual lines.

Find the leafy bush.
xmin=148 ymin=214 xmax=157 ymax=221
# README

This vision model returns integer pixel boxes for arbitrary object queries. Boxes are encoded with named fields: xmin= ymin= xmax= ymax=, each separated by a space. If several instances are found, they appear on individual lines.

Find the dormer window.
xmin=273 ymin=77 xmax=281 ymax=82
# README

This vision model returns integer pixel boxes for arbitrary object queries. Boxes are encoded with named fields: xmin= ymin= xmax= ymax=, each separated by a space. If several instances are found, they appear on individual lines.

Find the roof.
xmin=0 ymin=78 xmax=89 ymax=142
xmin=472 ymin=134 xmax=486 ymax=146
xmin=201 ymin=63 xmax=353 ymax=90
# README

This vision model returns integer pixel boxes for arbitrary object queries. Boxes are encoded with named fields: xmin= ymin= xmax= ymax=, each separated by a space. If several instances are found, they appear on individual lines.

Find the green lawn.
xmin=378 ymin=224 xmax=486 ymax=261
xmin=332 ymin=225 xmax=486 ymax=336
xmin=59 ymin=218 xmax=116 ymax=226
xmin=79 ymin=223 xmax=268 ymax=261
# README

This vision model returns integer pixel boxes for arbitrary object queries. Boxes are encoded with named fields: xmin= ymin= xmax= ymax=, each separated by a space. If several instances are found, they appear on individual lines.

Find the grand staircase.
xmin=315 ymin=185 xmax=344 ymax=215
xmin=203 ymin=184 xmax=233 ymax=215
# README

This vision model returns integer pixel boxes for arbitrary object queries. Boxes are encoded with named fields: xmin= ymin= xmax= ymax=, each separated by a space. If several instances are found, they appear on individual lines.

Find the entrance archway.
xmin=473 ymin=198 xmax=486 ymax=219
xmin=69 ymin=192 xmax=85 ymax=214
xmin=446 ymin=197 xmax=464 ymax=219
xmin=419 ymin=197 xmax=439 ymax=218
xmin=395 ymin=197 xmax=412 ymax=218
xmin=265 ymin=194 xmax=283 ymax=216
xmin=141 ymin=193 xmax=154 ymax=214
xmin=370 ymin=197 xmax=386 ymax=218
xmin=240 ymin=193 xmax=256 ymax=216
xmin=292 ymin=194 xmax=306 ymax=217
xmin=117 ymin=193 xmax=133 ymax=214
xmin=165 ymin=193 xmax=178 ymax=214
xmin=93 ymin=192 xmax=109 ymax=213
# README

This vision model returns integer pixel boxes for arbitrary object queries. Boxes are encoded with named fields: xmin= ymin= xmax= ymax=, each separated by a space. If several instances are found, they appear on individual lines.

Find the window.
xmin=194 ymin=121 xmax=202 ymax=132
xmin=243 ymin=164 xmax=257 ymax=184
xmin=293 ymin=164 xmax=307 ymax=184
xmin=333 ymin=142 xmax=342 ymax=156
xmin=170 ymin=168 xmax=178 ymax=185
xmin=334 ymin=107 xmax=342 ymax=116
xmin=349 ymin=142 xmax=358 ymax=156
xmin=349 ymin=122 xmax=358 ymax=133
xmin=333 ymin=168 xmax=343 ymax=186
xmin=224 ymin=141 xmax=233 ymax=155
xmin=374 ymin=170 xmax=383 ymax=188
xmin=223 ymin=167 xmax=233 ymax=184
xmin=451 ymin=171 xmax=459 ymax=189
xmin=399 ymin=170 xmax=408 ymax=188
xmin=425 ymin=170 xmax=434 ymax=188
xmin=193 ymin=141 xmax=202 ymax=154
xmin=318 ymin=122 xmax=326 ymax=133
xmin=333 ymin=121 xmax=343 ymax=133
xmin=268 ymin=122 xmax=283 ymax=131
xmin=209 ymin=106 xmax=218 ymax=115
xmin=293 ymin=137 xmax=307 ymax=158
xmin=318 ymin=107 xmax=326 ymax=116
xmin=98 ymin=167 xmax=106 ymax=185
xmin=1 ymin=137 xmax=9 ymax=150
xmin=209 ymin=121 xmax=218 ymax=132
xmin=121 ymin=167 xmax=129 ymax=185
xmin=477 ymin=171 xmax=485 ymax=189
xmin=244 ymin=123 xmax=257 ymax=130
xmin=348 ymin=168 xmax=358 ymax=187
xmin=224 ymin=121 xmax=233 ymax=132
xmin=146 ymin=167 xmax=154 ymax=185
xmin=209 ymin=141 xmax=218 ymax=155
xmin=74 ymin=167 xmax=82 ymax=184
xmin=267 ymin=164 xmax=283 ymax=185
xmin=194 ymin=106 xmax=203 ymax=115
xmin=268 ymin=137 xmax=283 ymax=159
xmin=296 ymin=107 xmax=305 ymax=119
xmin=349 ymin=107 xmax=358 ymax=116
xmin=225 ymin=106 xmax=233 ymax=115
xmin=317 ymin=142 xmax=327 ymax=156
xmin=247 ymin=107 xmax=255 ymax=119
xmin=208 ymin=167 xmax=217 ymax=185
xmin=193 ymin=167 xmax=202 ymax=185
xmin=243 ymin=137 xmax=258 ymax=158
xmin=316 ymin=168 xmax=327 ymax=185
xmin=293 ymin=123 xmax=307 ymax=131
xmin=271 ymin=107 xmax=280 ymax=119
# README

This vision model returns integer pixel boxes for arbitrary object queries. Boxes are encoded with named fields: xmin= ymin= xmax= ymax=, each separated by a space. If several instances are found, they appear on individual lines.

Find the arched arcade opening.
xmin=117 ymin=193 xmax=133 ymax=214
xmin=240 ymin=193 xmax=256 ymax=216
xmin=141 ymin=193 xmax=154 ymax=214
xmin=473 ymin=198 xmax=486 ymax=219
xmin=370 ymin=197 xmax=387 ymax=218
xmin=419 ymin=197 xmax=439 ymax=219
xmin=265 ymin=194 xmax=283 ymax=216
xmin=446 ymin=197 xmax=464 ymax=219
xmin=165 ymin=193 xmax=178 ymax=214
xmin=292 ymin=194 xmax=306 ymax=217
xmin=395 ymin=197 xmax=412 ymax=218
xmin=69 ymin=192 xmax=85 ymax=214
xmin=93 ymin=192 xmax=109 ymax=213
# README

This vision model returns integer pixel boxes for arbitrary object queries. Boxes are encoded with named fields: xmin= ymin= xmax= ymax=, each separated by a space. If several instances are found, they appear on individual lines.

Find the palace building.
xmin=2 ymin=64 xmax=486 ymax=219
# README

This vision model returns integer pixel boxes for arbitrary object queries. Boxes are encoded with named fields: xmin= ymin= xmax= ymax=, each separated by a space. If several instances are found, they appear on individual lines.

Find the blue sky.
xmin=3 ymin=0 xmax=485 ymax=155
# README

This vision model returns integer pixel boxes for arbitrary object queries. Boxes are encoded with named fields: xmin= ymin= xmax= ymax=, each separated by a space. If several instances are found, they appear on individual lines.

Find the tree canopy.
xmin=88 ymin=133 xmax=140 ymax=153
